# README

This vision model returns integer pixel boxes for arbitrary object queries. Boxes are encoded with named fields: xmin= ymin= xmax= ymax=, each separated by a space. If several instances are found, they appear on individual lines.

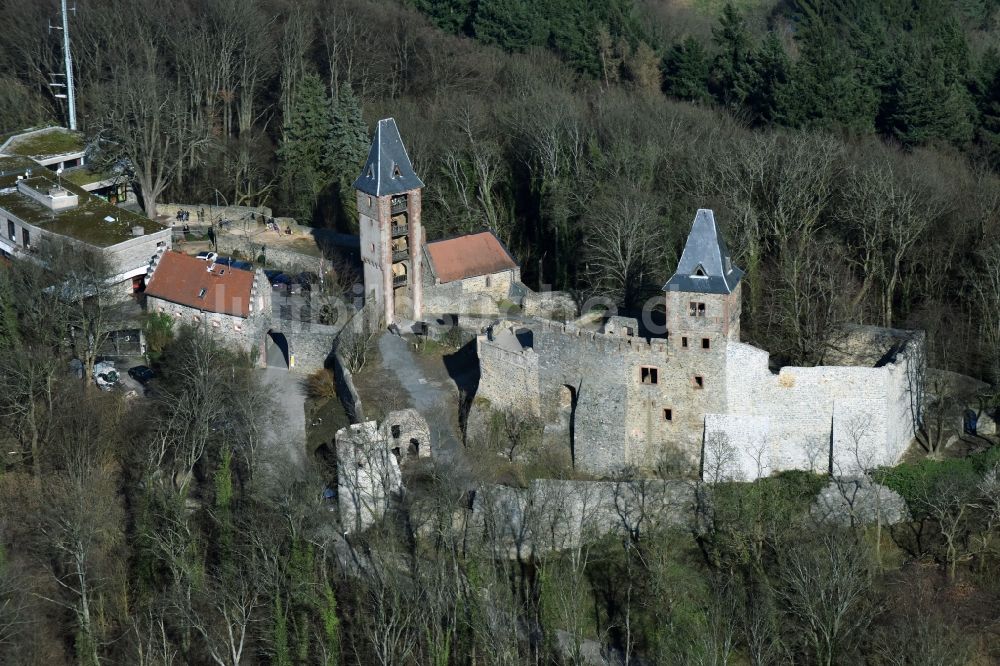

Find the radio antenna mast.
xmin=55 ymin=0 xmax=77 ymax=130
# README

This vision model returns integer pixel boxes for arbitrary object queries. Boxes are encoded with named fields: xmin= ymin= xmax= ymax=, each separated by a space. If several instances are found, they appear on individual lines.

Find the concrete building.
xmin=0 ymin=154 xmax=169 ymax=300
xmin=0 ymin=126 xmax=130 ymax=203
xmin=144 ymin=250 xmax=273 ymax=358
xmin=475 ymin=209 xmax=924 ymax=480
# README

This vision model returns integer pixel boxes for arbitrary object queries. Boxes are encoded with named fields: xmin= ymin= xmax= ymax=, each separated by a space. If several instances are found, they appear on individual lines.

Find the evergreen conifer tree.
xmin=472 ymin=0 xmax=544 ymax=52
xmin=975 ymin=51 xmax=1000 ymax=170
xmin=882 ymin=38 xmax=974 ymax=147
xmin=279 ymin=73 xmax=333 ymax=222
xmin=327 ymin=84 xmax=369 ymax=227
xmin=663 ymin=36 xmax=710 ymax=102
xmin=709 ymin=3 xmax=753 ymax=111
xmin=745 ymin=34 xmax=793 ymax=125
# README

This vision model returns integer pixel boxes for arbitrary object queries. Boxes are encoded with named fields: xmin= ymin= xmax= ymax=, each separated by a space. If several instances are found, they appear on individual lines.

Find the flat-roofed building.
xmin=0 ymin=154 xmax=169 ymax=299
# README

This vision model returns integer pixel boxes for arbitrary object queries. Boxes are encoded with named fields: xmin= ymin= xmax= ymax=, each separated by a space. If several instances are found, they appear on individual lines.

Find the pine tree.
xmin=410 ymin=0 xmax=474 ymax=35
xmin=882 ymin=38 xmax=974 ymax=147
xmin=975 ymin=50 xmax=1000 ymax=169
xmin=663 ymin=37 xmax=710 ymax=102
xmin=744 ymin=34 xmax=793 ymax=125
xmin=472 ymin=0 xmax=544 ymax=52
xmin=787 ymin=22 xmax=877 ymax=132
xmin=327 ymin=84 xmax=369 ymax=227
xmin=279 ymin=73 xmax=333 ymax=221
xmin=709 ymin=2 xmax=753 ymax=111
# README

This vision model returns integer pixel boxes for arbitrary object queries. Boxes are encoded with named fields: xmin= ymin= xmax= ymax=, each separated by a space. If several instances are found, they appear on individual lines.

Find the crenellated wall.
xmin=476 ymin=320 xmax=923 ymax=480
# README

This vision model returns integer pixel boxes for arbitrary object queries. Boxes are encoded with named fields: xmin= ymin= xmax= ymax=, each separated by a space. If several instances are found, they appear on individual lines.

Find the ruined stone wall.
xmin=476 ymin=318 xmax=922 ymax=480
xmin=711 ymin=339 xmax=921 ymax=479
xmin=477 ymin=319 xmax=733 ymax=475
xmin=286 ymin=325 xmax=338 ymax=372
xmin=475 ymin=332 xmax=540 ymax=415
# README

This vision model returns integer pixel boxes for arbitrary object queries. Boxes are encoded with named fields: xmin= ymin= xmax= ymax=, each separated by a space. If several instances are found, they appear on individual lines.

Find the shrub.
xmin=306 ymin=369 xmax=337 ymax=400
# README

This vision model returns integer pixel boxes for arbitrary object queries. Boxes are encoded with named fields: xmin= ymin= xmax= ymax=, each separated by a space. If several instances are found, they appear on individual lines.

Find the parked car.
xmin=128 ymin=365 xmax=156 ymax=384
xmin=94 ymin=361 xmax=119 ymax=391
xmin=195 ymin=251 xmax=218 ymax=262
xmin=214 ymin=256 xmax=253 ymax=271
xmin=296 ymin=271 xmax=319 ymax=292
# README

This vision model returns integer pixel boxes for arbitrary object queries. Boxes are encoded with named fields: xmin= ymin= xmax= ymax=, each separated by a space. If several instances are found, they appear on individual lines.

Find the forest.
xmin=0 ymin=0 xmax=1000 ymax=663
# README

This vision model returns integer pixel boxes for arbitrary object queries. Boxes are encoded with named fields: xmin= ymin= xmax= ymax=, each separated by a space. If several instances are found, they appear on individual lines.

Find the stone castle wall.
xmin=705 ymin=337 xmax=922 ymax=479
xmin=478 ymin=320 xmax=731 ymax=473
xmin=477 ymin=320 xmax=923 ymax=480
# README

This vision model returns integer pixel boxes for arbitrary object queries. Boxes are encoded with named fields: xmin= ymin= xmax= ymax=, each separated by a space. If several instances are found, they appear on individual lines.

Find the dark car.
xmin=214 ymin=256 xmax=254 ymax=271
xmin=128 ymin=365 xmax=156 ymax=384
xmin=296 ymin=271 xmax=319 ymax=292
xmin=265 ymin=270 xmax=293 ymax=286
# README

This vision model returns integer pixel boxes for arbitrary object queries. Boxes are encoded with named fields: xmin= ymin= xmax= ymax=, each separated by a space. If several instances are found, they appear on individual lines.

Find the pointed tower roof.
xmin=353 ymin=118 xmax=424 ymax=197
xmin=663 ymin=209 xmax=743 ymax=295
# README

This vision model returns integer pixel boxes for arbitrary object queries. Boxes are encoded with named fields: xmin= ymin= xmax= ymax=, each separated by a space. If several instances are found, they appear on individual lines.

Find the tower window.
xmin=693 ymin=375 xmax=704 ymax=389
xmin=702 ymin=337 xmax=710 ymax=349
xmin=6 ymin=221 xmax=13 ymax=241
xmin=689 ymin=302 xmax=706 ymax=317
xmin=640 ymin=366 xmax=659 ymax=385
xmin=22 ymin=229 xmax=30 ymax=247
xmin=681 ymin=336 xmax=688 ymax=348
xmin=663 ymin=408 xmax=672 ymax=422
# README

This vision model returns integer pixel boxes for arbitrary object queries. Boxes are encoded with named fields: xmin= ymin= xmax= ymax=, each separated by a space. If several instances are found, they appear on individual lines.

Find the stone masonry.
xmin=474 ymin=209 xmax=924 ymax=480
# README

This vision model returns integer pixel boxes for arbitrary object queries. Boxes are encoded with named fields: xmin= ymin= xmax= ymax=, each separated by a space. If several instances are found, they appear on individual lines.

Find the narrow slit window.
xmin=640 ymin=366 xmax=659 ymax=385
xmin=681 ymin=336 xmax=688 ymax=348
xmin=693 ymin=375 xmax=704 ymax=389
xmin=198 ymin=288 xmax=207 ymax=299
xmin=663 ymin=408 xmax=672 ymax=422
xmin=702 ymin=337 xmax=710 ymax=349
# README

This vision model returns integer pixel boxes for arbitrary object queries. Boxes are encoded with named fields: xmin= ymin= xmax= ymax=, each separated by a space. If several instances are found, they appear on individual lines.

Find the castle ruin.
xmin=475 ymin=210 xmax=924 ymax=480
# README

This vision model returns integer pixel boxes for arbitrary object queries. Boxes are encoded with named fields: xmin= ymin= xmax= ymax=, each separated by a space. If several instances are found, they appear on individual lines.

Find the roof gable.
xmin=352 ymin=118 xmax=424 ymax=197
xmin=663 ymin=209 xmax=743 ymax=295
xmin=145 ymin=251 xmax=256 ymax=317
xmin=425 ymin=231 xmax=518 ymax=283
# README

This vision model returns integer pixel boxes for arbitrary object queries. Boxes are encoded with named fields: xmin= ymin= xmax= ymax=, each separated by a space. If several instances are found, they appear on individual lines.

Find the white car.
xmin=93 ymin=361 xmax=120 ymax=391
xmin=195 ymin=251 xmax=218 ymax=262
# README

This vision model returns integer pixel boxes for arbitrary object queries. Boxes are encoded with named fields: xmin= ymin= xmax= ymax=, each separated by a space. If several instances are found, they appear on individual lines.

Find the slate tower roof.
xmin=353 ymin=118 xmax=424 ymax=197
xmin=663 ymin=209 xmax=743 ymax=295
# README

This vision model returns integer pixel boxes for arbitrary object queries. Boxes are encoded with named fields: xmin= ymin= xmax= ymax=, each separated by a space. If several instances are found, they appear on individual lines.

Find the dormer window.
xmin=392 ymin=164 xmax=402 ymax=178
xmin=367 ymin=165 xmax=374 ymax=179
xmin=692 ymin=264 xmax=707 ymax=278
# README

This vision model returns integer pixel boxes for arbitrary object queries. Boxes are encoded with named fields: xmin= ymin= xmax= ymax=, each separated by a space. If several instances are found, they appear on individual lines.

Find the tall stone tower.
xmin=663 ymin=209 xmax=743 ymax=350
xmin=354 ymin=118 xmax=424 ymax=326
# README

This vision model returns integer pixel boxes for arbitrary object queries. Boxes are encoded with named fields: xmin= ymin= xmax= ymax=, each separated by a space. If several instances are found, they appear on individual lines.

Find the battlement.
xmin=484 ymin=319 xmax=674 ymax=358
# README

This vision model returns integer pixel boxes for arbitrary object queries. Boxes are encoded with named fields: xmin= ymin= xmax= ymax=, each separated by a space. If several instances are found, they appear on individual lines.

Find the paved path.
xmin=259 ymin=360 xmax=306 ymax=469
xmin=378 ymin=333 xmax=463 ymax=460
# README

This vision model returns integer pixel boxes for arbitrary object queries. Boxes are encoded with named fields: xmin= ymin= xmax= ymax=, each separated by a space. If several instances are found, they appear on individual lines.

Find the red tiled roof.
xmin=145 ymin=251 xmax=255 ymax=317
xmin=425 ymin=231 xmax=517 ymax=283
